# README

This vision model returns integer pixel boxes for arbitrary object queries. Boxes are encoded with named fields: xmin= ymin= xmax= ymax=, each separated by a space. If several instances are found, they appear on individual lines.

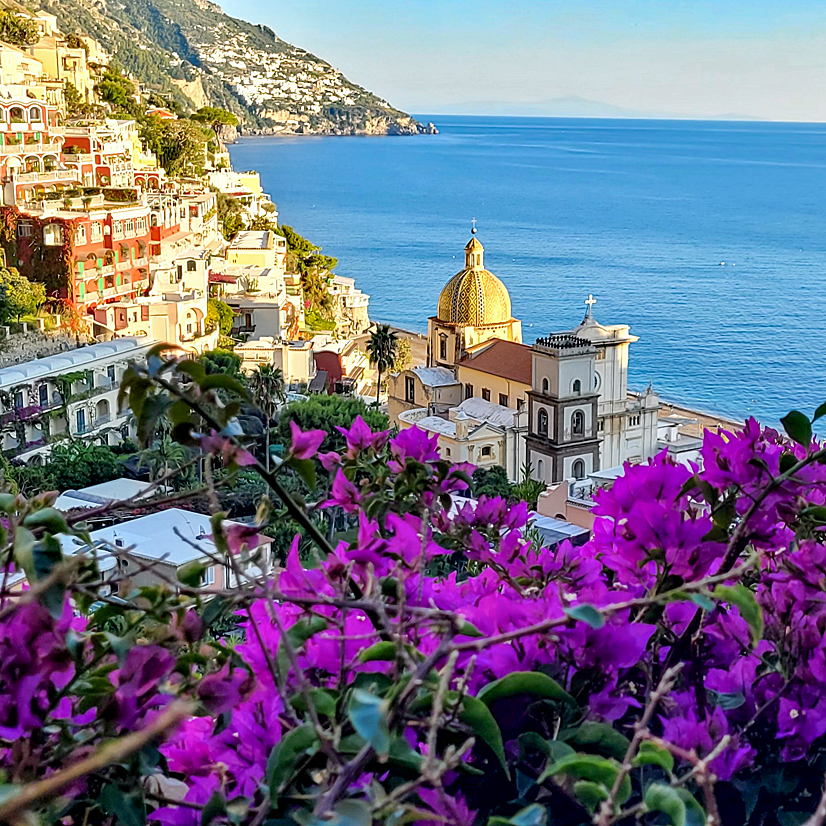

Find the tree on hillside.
xmin=0 ymin=268 xmax=45 ymax=322
xmin=64 ymin=81 xmax=94 ymax=117
xmin=366 ymin=324 xmax=398 ymax=408
xmin=191 ymin=107 xmax=239 ymax=134
xmin=140 ymin=117 xmax=211 ymax=176
xmin=248 ymin=364 xmax=285 ymax=470
xmin=472 ymin=465 xmax=513 ymax=500
xmin=206 ymin=298 xmax=234 ymax=337
xmin=276 ymin=395 xmax=388 ymax=455
xmin=0 ymin=11 xmax=39 ymax=46
xmin=217 ymin=193 xmax=245 ymax=240
xmin=95 ymin=66 xmax=139 ymax=116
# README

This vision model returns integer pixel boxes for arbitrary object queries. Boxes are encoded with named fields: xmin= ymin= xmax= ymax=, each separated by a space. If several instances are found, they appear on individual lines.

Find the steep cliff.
xmin=37 ymin=0 xmax=437 ymax=136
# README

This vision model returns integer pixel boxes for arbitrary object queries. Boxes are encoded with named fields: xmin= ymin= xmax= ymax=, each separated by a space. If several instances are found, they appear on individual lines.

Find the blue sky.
xmin=221 ymin=0 xmax=826 ymax=120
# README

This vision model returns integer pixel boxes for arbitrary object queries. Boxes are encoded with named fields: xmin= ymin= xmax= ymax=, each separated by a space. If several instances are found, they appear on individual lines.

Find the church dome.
xmin=437 ymin=236 xmax=512 ymax=327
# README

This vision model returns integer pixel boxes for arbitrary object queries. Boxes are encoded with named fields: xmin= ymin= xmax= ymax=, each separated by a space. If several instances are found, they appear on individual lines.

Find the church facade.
xmin=388 ymin=231 xmax=661 ymax=485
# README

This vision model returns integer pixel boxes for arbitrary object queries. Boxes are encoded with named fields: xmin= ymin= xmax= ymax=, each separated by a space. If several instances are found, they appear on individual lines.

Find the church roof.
xmin=436 ymin=236 xmax=513 ymax=327
xmin=459 ymin=338 xmax=532 ymax=385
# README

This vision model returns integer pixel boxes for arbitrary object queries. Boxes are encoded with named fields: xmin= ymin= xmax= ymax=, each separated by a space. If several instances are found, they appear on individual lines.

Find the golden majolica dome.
xmin=437 ymin=236 xmax=512 ymax=327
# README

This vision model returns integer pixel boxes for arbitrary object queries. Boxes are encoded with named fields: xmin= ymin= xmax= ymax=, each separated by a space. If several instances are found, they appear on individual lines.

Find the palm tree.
xmin=248 ymin=364 xmax=286 ymax=470
xmin=366 ymin=324 xmax=399 ymax=409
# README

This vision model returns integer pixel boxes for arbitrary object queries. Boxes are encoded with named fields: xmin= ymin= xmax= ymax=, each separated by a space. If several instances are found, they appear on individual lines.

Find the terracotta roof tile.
xmin=459 ymin=339 xmax=532 ymax=385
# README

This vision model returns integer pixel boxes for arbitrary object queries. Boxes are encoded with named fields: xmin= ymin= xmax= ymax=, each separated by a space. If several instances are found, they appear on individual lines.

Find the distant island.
xmin=433 ymin=95 xmax=764 ymax=121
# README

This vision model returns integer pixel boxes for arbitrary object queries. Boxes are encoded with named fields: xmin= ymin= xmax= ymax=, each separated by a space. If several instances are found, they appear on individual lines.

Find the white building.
xmin=0 ymin=337 xmax=154 ymax=465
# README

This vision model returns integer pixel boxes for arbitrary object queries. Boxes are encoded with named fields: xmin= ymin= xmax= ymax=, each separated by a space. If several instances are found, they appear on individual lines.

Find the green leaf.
xmin=387 ymin=735 xmax=424 ymax=771
xmin=633 ymin=741 xmax=674 ymax=773
xmin=22 ymin=507 xmax=68 ymax=535
xmin=348 ymin=688 xmax=390 ymax=757
xmin=290 ymin=688 xmax=337 ymax=718
xmin=305 ymin=800 xmax=372 ymax=826
xmin=265 ymin=724 xmax=318 ymax=799
xmin=644 ymin=783 xmax=686 ymax=826
xmin=201 ymin=373 xmax=249 ymax=398
xmin=814 ymin=402 xmax=826 ymax=423
xmin=178 ymin=560 xmax=209 ymax=588
xmin=200 ymin=790 xmax=227 ymax=826
xmin=780 ymin=410 xmax=812 ymax=447
xmin=177 ymin=360 xmax=207 ymax=385
xmin=676 ymin=789 xmax=706 ymax=826
xmin=517 ymin=732 xmax=575 ymax=762
xmin=564 ymin=604 xmax=605 ymax=629
xmin=100 ymin=784 xmax=146 ymax=826
xmin=573 ymin=780 xmax=609 ymax=813
xmin=455 ymin=693 xmax=509 ymax=776
xmin=488 ymin=803 xmax=548 ymax=826
xmin=277 ymin=615 xmax=329 ymax=673
xmin=169 ymin=399 xmax=193 ymax=426
xmin=689 ymin=593 xmax=716 ymax=612
xmin=707 ymin=689 xmax=746 ymax=710
xmin=566 ymin=722 xmax=631 ymax=761
xmin=477 ymin=671 xmax=576 ymax=708
xmin=288 ymin=456 xmax=317 ymax=490
xmin=456 ymin=620 xmax=485 ymax=637
xmin=713 ymin=584 xmax=764 ymax=646
xmin=540 ymin=753 xmax=631 ymax=805
xmin=358 ymin=641 xmax=399 ymax=663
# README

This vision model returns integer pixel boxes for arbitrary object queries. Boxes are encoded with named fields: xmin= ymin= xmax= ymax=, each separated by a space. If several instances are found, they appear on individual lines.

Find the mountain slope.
xmin=37 ymin=0 xmax=436 ymax=135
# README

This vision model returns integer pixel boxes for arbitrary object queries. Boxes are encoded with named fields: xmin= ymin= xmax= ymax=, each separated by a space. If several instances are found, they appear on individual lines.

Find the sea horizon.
xmin=229 ymin=114 xmax=826 ymax=426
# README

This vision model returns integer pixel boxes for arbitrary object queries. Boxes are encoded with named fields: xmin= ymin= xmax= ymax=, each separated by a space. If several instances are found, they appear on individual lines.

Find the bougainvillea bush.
xmin=2 ymin=355 xmax=826 ymax=826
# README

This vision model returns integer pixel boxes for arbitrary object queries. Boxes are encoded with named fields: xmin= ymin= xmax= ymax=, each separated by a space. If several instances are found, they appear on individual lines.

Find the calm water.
xmin=228 ymin=116 xmax=826 ymax=424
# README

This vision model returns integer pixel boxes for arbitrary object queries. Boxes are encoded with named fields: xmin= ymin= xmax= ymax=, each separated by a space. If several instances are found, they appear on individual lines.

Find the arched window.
xmin=9 ymin=107 xmax=24 ymax=123
xmin=572 ymin=410 xmax=585 ymax=436
xmin=541 ymin=377 xmax=549 ymax=395
xmin=29 ymin=106 xmax=42 ymax=122
xmin=538 ymin=408 xmax=548 ymax=437
xmin=537 ymin=459 xmax=544 ymax=479
xmin=573 ymin=459 xmax=585 ymax=480
xmin=573 ymin=379 xmax=581 ymax=395
xmin=439 ymin=334 xmax=447 ymax=361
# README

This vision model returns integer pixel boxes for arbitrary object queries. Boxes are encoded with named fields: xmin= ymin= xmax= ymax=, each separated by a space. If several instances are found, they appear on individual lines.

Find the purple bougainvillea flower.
xmin=289 ymin=420 xmax=326 ymax=460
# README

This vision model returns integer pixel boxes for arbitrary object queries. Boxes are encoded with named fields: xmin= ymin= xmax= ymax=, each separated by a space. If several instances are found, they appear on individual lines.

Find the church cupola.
xmin=465 ymin=236 xmax=484 ymax=269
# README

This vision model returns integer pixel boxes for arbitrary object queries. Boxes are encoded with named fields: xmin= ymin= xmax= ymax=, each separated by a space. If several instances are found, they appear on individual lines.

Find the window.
xmin=464 ymin=383 xmax=473 ymax=400
xmin=538 ymin=408 xmax=548 ymax=437
xmin=76 ymin=408 xmax=86 ymax=433
xmin=175 ymin=265 xmax=183 ymax=283
xmin=187 ymin=259 xmax=197 ymax=272
xmin=482 ymin=388 xmax=491 ymax=402
xmin=203 ymin=566 xmax=215 ymax=586
xmin=598 ymin=419 xmax=604 ymax=432
xmin=481 ymin=446 xmax=492 ymax=458
xmin=537 ymin=459 xmax=545 ymax=479
xmin=573 ymin=459 xmax=585 ymax=480
xmin=125 ymin=219 xmax=135 ymax=236
xmin=516 ymin=398 xmax=525 ymax=411
xmin=107 ymin=365 xmax=116 ymax=383
xmin=186 ymin=322 xmax=192 ymax=333
xmin=596 ymin=349 xmax=606 ymax=360
xmin=439 ymin=334 xmax=447 ymax=361
xmin=90 ymin=222 xmax=102 ymax=242
xmin=573 ymin=379 xmax=581 ymax=395
xmin=13 ymin=390 xmax=24 ymax=409
xmin=499 ymin=393 xmax=508 ymax=407
xmin=29 ymin=106 xmax=42 ymax=122
xmin=136 ymin=217 xmax=146 ymax=232
xmin=572 ymin=410 xmax=585 ymax=436
xmin=75 ymin=224 xmax=87 ymax=245
xmin=444 ymin=447 xmax=451 ymax=457
xmin=405 ymin=375 xmax=415 ymax=403
xmin=629 ymin=414 xmax=641 ymax=427
xmin=39 ymin=384 xmax=48 ymax=405
xmin=541 ymin=377 xmax=549 ymax=395
xmin=17 ymin=222 xmax=32 ymax=238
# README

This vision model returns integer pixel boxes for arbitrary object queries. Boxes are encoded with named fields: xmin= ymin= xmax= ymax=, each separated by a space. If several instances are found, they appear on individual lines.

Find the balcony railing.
xmin=1 ymin=142 xmax=63 ymax=156
xmin=100 ymin=265 xmax=115 ymax=277
xmin=115 ymin=259 xmax=131 ymax=272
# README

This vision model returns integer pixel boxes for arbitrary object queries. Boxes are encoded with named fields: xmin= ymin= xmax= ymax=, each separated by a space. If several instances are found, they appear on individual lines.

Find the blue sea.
xmin=228 ymin=116 xmax=826 ymax=424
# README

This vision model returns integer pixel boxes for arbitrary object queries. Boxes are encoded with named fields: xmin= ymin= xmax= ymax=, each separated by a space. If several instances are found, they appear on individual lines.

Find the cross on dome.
xmin=584 ymin=293 xmax=597 ymax=319
xmin=471 ymin=217 xmax=478 ymax=235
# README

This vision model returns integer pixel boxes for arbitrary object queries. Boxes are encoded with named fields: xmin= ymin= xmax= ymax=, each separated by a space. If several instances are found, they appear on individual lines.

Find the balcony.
xmin=63 ymin=153 xmax=94 ymax=165
xmin=0 ymin=142 xmax=63 ymax=155
xmin=132 ymin=257 xmax=148 ymax=268
xmin=100 ymin=265 xmax=115 ymax=277
xmin=16 ymin=169 xmax=81 ymax=184
xmin=115 ymin=259 xmax=131 ymax=272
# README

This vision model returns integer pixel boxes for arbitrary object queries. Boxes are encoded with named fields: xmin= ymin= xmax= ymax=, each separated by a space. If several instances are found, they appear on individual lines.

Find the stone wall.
xmin=0 ymin=328 xmax=90 ymax=370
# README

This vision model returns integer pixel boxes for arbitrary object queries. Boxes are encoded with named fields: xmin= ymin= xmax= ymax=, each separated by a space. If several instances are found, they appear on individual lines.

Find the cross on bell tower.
xmin=584 ymin=293 xmax=597 ymax=320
